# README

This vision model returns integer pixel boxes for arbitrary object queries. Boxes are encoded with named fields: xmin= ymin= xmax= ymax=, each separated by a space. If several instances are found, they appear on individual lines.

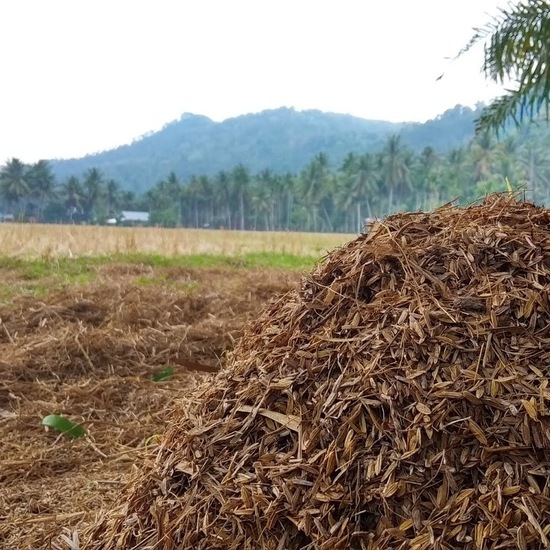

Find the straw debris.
xmin=0 ymin=266 xmax=296 ymax=548
xmin=85 ymin=196 xmax=550 ymax=549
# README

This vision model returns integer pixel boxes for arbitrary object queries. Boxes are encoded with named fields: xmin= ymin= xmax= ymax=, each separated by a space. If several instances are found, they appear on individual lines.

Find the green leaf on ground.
xmin=151 ymin=366 xmax=174 ymax=382
xmin=42 ymin=415 xmax=86 ymax=439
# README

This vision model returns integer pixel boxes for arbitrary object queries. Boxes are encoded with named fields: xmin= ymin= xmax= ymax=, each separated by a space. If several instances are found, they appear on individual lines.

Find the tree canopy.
xmin=2 ymin=123 xmax=549 ymax=230
xmin=49 ymin=106 xmax=484 ymax=193
xmin=465 ymin=0 xmax=550 ymax=131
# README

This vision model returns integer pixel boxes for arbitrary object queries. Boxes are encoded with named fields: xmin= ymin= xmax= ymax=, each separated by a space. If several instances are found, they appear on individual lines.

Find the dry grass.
xmin=0 ymin=223 xmax=354 ymax=258
xmin=0 ymin=223 xmax=341 ymax=548
xmin=0 ymin=263 xmax=300 ymax=549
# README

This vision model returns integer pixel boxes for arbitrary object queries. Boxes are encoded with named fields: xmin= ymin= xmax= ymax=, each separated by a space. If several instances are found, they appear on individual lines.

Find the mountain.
xmin=50 ymin=105 xmax=483 ymax=194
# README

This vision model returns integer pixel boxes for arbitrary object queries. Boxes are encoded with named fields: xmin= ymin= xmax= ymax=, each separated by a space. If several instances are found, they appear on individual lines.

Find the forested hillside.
xmin=2 ymin=118 xmax=549 ymax=233
xmin=50 ymin=105 xmax=482 ymax=194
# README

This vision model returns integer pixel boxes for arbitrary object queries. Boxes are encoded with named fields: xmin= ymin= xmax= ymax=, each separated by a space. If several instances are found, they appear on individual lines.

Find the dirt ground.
xmin=0 ymin=263 xmax=300 ymax=549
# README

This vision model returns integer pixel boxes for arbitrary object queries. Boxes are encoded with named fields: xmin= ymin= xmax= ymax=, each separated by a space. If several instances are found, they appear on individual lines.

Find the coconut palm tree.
xmin=0 ymin=158 xmax=30 ymax=220
xmin=470 ymin=131 xmax=500 ymax=183
xmin=62 ymin=176 xmax=83 ymax=223
xmin=517 ymin=139 xmax=550 ymax=203
xmin=495 ymin=135 xmax=523 ymax=187
xmin=231 ymin=164 xmax=250 ymax=230
xmin=463 ymin=0 xmax=550 ymax=131
xmin=301 ymin=153 xmax=332 ymax=232
xmin=413 ymin=146 xmax=443 ymax=211
xmin=82 ymin=168 xmax=103 ymax=222
xmin=27 ymin=160 xmax=56 ymax=221
xmin=106 ymin=179 xmax=120 ymax=217
xmin=147 ymin=172 xmax=182 ymax=227
xmin=380 ymin=135 xmax=410 ymax=214
xmin=338 ymin=153 xmax=377 ymax=232
xmin=214 ymin=170 xmax=232 ymax=229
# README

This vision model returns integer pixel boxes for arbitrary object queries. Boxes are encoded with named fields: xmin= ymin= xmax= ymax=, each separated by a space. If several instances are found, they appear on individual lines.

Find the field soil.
xmin=0 ymin=262 xmax=300 ymax=549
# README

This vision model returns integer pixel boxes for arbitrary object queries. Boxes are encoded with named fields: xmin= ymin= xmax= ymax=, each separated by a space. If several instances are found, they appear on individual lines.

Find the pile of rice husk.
xmin=84 ymin=195 xmax=550 ymax=549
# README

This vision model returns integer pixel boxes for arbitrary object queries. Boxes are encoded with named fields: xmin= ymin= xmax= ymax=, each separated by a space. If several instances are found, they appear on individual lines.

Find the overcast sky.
xmin=0 ymin=0 xmax=507 ymax=164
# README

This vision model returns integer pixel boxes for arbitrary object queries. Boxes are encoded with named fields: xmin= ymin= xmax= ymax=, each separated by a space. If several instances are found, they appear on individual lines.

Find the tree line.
xmin=1 ymin=125 xmax=549 ymax=232
xmin=0 ymin=159 xmax=141 ymax=224
xmin=3 ymin=1 xmax=550 ymax=232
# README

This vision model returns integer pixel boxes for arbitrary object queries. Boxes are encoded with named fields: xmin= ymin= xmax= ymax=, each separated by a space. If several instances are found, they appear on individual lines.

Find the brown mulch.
xmin=0 ymin=266 xmax=298 ymax=549
xmin=83 ymin=196 xmax=550 ymax=549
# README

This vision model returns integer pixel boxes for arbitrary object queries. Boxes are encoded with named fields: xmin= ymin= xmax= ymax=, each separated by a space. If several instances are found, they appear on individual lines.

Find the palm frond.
xmin=461 ymin=0 xmax=550 ymax=132
xmin=475 ymin=89 xmax=539 ymax=133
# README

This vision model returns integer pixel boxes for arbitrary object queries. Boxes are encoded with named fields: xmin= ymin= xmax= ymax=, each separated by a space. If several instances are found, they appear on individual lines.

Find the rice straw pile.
xmin=84 ymin=195 xmax=550 ymax=549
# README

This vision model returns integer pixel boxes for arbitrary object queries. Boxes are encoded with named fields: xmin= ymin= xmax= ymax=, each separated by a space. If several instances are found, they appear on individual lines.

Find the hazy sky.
xmin=0 ymin=0 xmax=507 ymax=164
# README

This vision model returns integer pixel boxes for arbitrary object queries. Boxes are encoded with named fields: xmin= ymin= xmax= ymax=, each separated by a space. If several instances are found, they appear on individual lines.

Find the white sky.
xmin=0 ymin=0 xmax=507 ymax=164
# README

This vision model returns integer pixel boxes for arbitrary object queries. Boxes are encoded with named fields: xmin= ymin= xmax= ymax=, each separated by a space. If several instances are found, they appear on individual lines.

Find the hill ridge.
xmin=51 ymin=105 xmax=483 ymax=193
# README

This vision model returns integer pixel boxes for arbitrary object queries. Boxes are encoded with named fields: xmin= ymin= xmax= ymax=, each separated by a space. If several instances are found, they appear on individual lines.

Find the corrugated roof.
xmin=121 ymin=211 xmax=149 ymax=222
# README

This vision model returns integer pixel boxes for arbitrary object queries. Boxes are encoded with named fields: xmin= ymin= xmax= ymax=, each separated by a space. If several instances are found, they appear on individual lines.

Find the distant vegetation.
xmin=50 ymin=106 xmax=483 ymax=194
xmin=2 ymin=115 xmax=550 ymax=232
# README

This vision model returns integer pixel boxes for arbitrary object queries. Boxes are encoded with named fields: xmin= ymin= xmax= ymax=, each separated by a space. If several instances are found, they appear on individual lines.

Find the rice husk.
xmin=83 ymin=195 xmax=550 ymax=549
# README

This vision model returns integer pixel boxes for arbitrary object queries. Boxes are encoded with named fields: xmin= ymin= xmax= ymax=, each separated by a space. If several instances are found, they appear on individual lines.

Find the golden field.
xmin=0 ymin=222 xmax=356 ymax=258
xmin=0 ymin=223 xmax=357 ymax=547
xmin=0 ymin=263 xmax=301 ymax=548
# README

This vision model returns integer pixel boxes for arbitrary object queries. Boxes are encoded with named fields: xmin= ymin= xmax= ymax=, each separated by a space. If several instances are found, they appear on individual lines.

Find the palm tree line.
xmin=0 ymin=161 xmax=138 ymax=224
xmin=2 ymin=1 xmax=550 ymax=230
xmin=1 ymin=127 xmax=549 ymax=232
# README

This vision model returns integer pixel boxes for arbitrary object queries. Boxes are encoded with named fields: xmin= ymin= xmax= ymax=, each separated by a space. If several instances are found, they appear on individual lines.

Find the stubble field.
xmin=0 ymin=223 xmax=354 ymax=549
xmin=0 ymin=223 xmax=352 ymax=259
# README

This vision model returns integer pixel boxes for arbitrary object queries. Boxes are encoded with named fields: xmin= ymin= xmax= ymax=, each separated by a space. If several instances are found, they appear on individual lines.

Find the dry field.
xmin=0 ymin=224 xmax=345 ymax=548
xmin=0 ymin=223 xmax=354 ymax=258
xmin=0 ymin=259 xmax=305 ymax=548
xmin=6 ymin=198 xmax=550 ymax=548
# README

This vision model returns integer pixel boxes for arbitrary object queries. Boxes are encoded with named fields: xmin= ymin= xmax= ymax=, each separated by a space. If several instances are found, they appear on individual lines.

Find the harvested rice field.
xmin=0 ymin=223 xmax=353 ymax=259
xmin=0 ymin=260 xmax=302 ymax=549
xmin=7 ymin=195 xmax=550 ymax=549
